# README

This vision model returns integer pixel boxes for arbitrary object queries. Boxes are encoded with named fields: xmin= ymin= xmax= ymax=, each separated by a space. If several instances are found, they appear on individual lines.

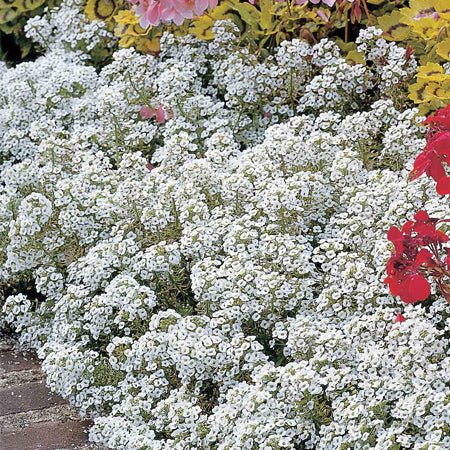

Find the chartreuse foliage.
xmin=82 ymin=0 xmax=397 ymax=57
xmin=0 ymin=0 xmax=58 ymax=60
xmin=84 ymin=0 xmax=191 ymax=53
xmin=376 ymin=0 xmax=450 ymax=114
xmin=83 ymin=0 xmax=445 ymax=115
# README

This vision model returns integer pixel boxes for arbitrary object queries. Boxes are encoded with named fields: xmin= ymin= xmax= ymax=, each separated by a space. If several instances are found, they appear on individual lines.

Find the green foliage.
xmin=375 ymin=0 xmax=450 ymax=114
xmin=0 ymin=0 xmax=58 ymax=63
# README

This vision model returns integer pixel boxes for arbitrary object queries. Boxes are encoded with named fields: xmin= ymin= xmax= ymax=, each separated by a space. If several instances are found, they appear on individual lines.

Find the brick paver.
xmin=0 ymin=351 xmax=41 ymax=373
xmin=0 ymin=333 xmax=103 ymax=450
xmin=0 ymin=420 xmax=90 ymax=450
xmin=0 ymin=381 xmax=66 ymax=416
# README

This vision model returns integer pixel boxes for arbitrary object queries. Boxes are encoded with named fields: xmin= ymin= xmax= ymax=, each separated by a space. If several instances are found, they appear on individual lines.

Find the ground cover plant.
xmin=2 ymin=0 xmax=450 ymax=449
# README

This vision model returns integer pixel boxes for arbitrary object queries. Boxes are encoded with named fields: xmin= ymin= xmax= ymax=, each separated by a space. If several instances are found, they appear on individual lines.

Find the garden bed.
xmin=1 ymin=0 xmax=450 ymax=448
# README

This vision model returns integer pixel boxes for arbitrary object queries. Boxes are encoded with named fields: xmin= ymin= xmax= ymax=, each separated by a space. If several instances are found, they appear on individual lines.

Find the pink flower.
xmin=316 ymin=9 xmax=329 ymax=21
xmin=131 ymin=0 xmax=217 ymax=28
xmin=156 ymin=104 xmax=166 ymax=124
xmin=294 ymin=0 xmax=337 ymax=6
xmin=140 ymin=106 xmax=155 ymax=119
xmin=414 ymin=10 xmax=439 ymax=20
xmin=139 ymin=103 xmax=170 ymax=124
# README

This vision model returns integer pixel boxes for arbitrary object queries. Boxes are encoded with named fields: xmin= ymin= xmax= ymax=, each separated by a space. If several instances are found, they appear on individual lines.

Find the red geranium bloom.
xmin=445 ymin=248 xmax=450 ymax=271
xmin=385 ymin=248 xmax=432 ymax=303
xmin=410 ymin=131 xmax=450 ymax=183
xmin=436 ymin=177 xmax=450 ymax=196
xmin=423 ymin=104 xmax=450 ymax=132
xmin=387 ymin=222 xmax=414 ymax=254
xmin=413 ymin=210 xmax=449 ymax=244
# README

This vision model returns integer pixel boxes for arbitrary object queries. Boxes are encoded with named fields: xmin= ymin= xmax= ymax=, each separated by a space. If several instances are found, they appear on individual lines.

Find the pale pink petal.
xmin=171 ymin=0 xmax=194 ymax=17
xmin=160 ymin=5 xmax=177 ymax=21
xmin=414 ymin=10 xmax=439 ymax=20
xmin=316 ymin=9 xmax=329 ymax=21
xmin=194 ymin=0 xmax=208 ymax=15
xmin=143 ymin=2 xmax=162 ymax=26
xmin=173 ymin=12 xmax=187 ymax=23
xmin=139 ymin=14 xmax=151 ymax=29
xmin=156 ymin=104 xmax=166 ymax=124
xmin=140 ymin=106 xmax=155 ymax=119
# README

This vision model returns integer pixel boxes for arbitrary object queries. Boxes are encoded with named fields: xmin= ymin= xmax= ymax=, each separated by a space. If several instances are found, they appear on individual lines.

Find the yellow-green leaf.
xmin=189 ymin=13 xmax=216 ymax=40
xmin=234 ymin=2 xmax=261 ymax=30
xmin=416 ymin=62 xmax=447 ymax=81
xmin=85 ymin=0 xmax=118 ymax=22
xmin=190 ymin=0 xmax=240 ymax=40
xmin=377 ymin=10 xmax=410 ymax=41
xmin=409 ymin=80 xmax=432 ymax=103
xmin=260 ymin=0 xmax=274 ymax=31
xmin=436 ymin=38 xmax=450 ymax=61
xmin=0 ymin=0 xmax=14 ymax=8
xmin=346 ymin=49 xmax=365 ymax=66
xmin=15 ymin=0 xmax=45 ymax=12
xmin=0 ymin=8 xmax=19 ymax=24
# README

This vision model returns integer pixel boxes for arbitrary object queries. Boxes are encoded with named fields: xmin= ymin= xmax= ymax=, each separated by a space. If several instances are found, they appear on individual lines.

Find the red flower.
xmin=413 ymin=210 xmax=449 ymax=245
xmin=385 ymin=248 xmax=432 ymax=303
xmin=423 ymin=104 xmax=450 ymax=132
xmin=410 ymin=131 xmax=450 ymax=183
xmin=436 ymin=177 xmax=450 ymax=195
xmin=395 ymin=314 xmax=406 ymax=323
xmin=384 ymin=210 xmax=450 ymax=303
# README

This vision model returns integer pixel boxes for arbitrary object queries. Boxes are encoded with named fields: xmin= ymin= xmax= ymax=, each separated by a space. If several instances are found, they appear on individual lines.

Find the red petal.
xmin=401 ymin=221 xmax=414 ymax=234
xmin=410 ymin=153 xmax=429 ymax=180
xmin=387 ymin=226 xmax=402 ymax=242
xmin=436 ymin=176 xmax=450 ymax=195
xmin=414 ymin=248 xmax=433 ymax=267
xmin=437 ymin=230 xmax=449 ymax=243
xmin=429 ymin=159 xmax=446 ymax=181
xmin=389 ymin=278 xmax=403 ymax=296
xmin=395 ymin=314 xmax=406 ymax=323
xmin=400 ymin=274 xmax=430 ymax=303
xmin=430 ymin=132 xmax=450 ymax=155
xmin=414 ymin=210 xmax=430 ymax=222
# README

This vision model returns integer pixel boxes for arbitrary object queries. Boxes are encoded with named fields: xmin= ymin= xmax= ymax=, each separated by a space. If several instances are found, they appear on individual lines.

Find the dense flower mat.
xmin=2 ymin=0 xmax=450 ymax=448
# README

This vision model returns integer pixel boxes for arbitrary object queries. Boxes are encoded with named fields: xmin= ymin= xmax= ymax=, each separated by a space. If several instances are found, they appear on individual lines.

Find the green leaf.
xmin=15 ymin=0 xmax=46 ymax=12
xmin=234 ymin=2 xmax=261 ymax=30
xmin=260 ymin=0 xmax=274 ymax=31
xmin=437 ymin=38 xmax=450 ymax=61
xmin=0 ymin=8 xmax=20 ymax=24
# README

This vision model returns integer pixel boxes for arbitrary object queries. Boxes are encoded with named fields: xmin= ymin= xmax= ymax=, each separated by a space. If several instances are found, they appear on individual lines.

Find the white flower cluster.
xmin=24 ymin=0 xmax=116 ymax=58
xmin=2 ymin=17 xmax=450 ymax=449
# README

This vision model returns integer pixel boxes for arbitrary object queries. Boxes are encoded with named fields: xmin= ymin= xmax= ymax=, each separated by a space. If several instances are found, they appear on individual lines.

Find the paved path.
xmin=0 ymin=333 xmax=105 ymax=450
